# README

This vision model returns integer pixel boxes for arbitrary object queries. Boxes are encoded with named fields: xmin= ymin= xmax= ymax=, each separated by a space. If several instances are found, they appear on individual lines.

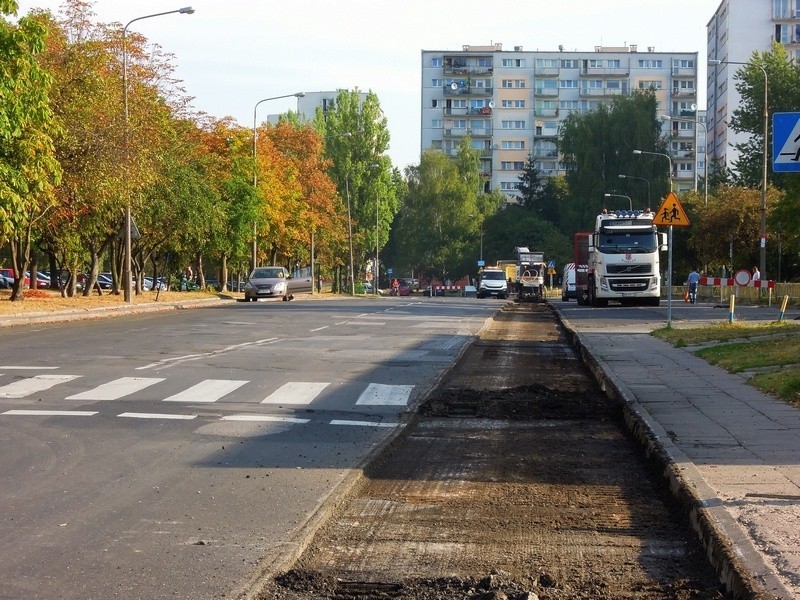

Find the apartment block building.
xmin=421 ymin=43 xmax=700 ymax=202
xmin=707 ymin=0 xmax=800 ymax=173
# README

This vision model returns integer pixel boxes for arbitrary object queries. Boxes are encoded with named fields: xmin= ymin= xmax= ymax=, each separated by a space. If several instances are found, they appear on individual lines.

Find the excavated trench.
xmin=258 ymin=302 xmax=727 ymax=599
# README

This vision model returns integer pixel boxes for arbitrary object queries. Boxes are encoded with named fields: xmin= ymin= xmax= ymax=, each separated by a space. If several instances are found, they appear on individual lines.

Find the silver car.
xmin=244 ymin=267 xmax=292 ymax=301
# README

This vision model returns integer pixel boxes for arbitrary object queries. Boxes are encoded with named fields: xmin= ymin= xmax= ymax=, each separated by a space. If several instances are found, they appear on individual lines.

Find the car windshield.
xmin=251 ymin=268 xmax=284 ymax=279
xmin=482 ymin=271 xmax=505 ymax=280
xmin=597 ymin=232 xmax=657 ymax=254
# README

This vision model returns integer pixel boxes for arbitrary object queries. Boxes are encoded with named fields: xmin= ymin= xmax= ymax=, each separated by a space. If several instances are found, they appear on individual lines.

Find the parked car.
xmin=398 ymin=280 xmax=411 ymax=296
xmin=0 ymin=269 xmax=11 ymax=288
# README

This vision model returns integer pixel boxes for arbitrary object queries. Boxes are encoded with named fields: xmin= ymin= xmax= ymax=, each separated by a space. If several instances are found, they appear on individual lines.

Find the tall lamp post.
xmin=660 ymin=114 xmax=709 ymax=205
xmin=633 ymin=149 xmax=674 ymax=325
xmin=252 ymin=92 xmax=305 ymax=271
xmin=709 ymin=58 xmax=768 ymax=279
xmin=603 ymin=193 xmax=632 ymax=210
xmin=618 ymin=174 xmax=651 ymax=208
xmin=123 ymin=6 xmax=194 ymax=303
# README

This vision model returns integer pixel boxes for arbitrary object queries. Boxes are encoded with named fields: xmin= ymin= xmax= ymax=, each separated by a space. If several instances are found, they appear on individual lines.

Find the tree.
xmin=516 ymin=153 xmax=543 ymax=210
xmin=558 ymin=90 xmax=665 ymax=234
xmin=0 ymin=1 xmax=62 ymax=300
xmin=729 ymin=43 xmax=800 ymax=190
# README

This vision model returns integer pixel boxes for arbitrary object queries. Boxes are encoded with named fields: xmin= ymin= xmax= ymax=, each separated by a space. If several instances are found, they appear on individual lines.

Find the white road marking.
xmin=118 ymin=412 xmax=196 ymax=420
xmin=309 ymin=325 xmax=329 ymax=332
xmin=261 ymin=381 xmax=330 ymax=405
xmin=3 ymin=409 xmax=97 ymax=416
xmin=0 ymin=365 xmax=59 ymax=370
xmin=0 ymin=374 xmax=81 ymax=398
xmin=330 ymin=419 xmax=398 ymax=428
xmin=355 ymin=383 xmax=414 ymax=406
xmin=66 ymin=377 xmax=165 ymax=400
xmin=162 ymin=379 xmax=248 ymax=403
xmin=221 ymin=414 xmax=310 ymax=424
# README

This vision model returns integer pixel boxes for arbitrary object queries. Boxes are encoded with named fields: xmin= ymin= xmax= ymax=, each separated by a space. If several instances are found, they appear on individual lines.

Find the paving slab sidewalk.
xmin=560 ymin=319 xmax=799 ymax=599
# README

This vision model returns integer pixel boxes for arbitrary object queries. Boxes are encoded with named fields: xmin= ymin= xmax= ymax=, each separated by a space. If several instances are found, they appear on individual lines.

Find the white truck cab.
xmin=477 ymin=267 xmax=508 ymax=299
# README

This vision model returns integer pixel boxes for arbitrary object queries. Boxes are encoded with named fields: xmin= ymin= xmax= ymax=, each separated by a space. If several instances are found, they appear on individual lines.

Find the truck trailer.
xmin=574 ymin=209 xmax=666 ymax=307
xmin=514 ymin=247 xmax=547 ymax=302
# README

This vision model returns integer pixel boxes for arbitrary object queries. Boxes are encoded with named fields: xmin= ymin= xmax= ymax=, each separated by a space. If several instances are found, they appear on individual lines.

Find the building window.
xmin=502 ymin=99 xmax=526 ymax=108
xmin=638 ymin=59 xmax=663 ymax=68
xmin=431 ymin=140 xmax=443 ymax=149
xmin=502 ymin=58 xmax=525 ymax=67
xmin=561 ymin=59 xmax=579 ymax=69
xmin=432 ymin=79 xmax=442 ymax=87
xmin=584 ymin=80 xmax=603 ymax=89
xmin=678 ymin=163 xmax=693 ymax=172
xmin=500 ymin=181 xmax=521 ymax=191
xmin=452 ymin=99 xmax=467 ymax=108
xmin=452 ymin=119 xmax=467 ymax=129
xmin=773 ymin=0 xmax=791 ymax=19
xmin=477 ymin=57 xmax=492 ymax=68
xmin=501 ymin=120 xmax=526 ymax=129
xmin=559 ymin=79 xmax=578 ymax=88
xmin=535 ymin=58 xmax=559 ymax=68
xmin=673 ymin=58 xmax=695 ymax=69
xmin=502 ymin=79 xmax=526 ymax=88
xmin=638 ymin=80 xmax=663 ymax=90
xmin=431 ymin=58 xmax=443 ymax=67
xmin=559 ymin=100 xmax=579 ymax=110
xmin=501 ymin=140 xmax=525 ymax=150
xmin=431 ymin=119 xmax=442 ymax=128
xmin=607 ymin=59 xmax=621 ymax=68
xmin=536 ymin=80 xmax=558 ymax=93
xmin=587 ymin=59 xmax=603 ymax=68
xmin=431 ymin=99 xmax=440 ymax=108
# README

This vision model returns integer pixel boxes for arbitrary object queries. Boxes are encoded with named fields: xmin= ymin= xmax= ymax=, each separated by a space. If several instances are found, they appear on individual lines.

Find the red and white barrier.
xmin=699 ymin=276 xmax=774 ymax=289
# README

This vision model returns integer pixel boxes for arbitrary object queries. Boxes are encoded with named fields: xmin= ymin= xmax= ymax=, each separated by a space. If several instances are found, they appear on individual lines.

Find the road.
xmin=0 ymin=297 xmax=499 ymax=599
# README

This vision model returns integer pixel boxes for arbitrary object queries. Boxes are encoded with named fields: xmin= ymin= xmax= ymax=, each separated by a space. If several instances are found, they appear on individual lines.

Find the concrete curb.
xmin=558 ymin=312 xmax=789 ymax=600
xmin=0 ymin=297 xmax=235 ymax=328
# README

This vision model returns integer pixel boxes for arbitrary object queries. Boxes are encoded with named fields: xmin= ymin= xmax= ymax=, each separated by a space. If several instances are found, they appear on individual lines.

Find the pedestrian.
xmin=686 ymin=267 xmax=700 ymax=304
xmin=752 ymin=266 xmax=760 ymax=282
xmin=392 ymin=278 xmax=399 ymax=296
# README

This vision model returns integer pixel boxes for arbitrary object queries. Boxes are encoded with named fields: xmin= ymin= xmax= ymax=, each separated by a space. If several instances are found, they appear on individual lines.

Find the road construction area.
xmin=257 ymin=302 xmax=726 ymax=599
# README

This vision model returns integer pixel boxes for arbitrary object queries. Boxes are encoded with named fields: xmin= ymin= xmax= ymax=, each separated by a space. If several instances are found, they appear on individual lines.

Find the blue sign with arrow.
xmin=772 ymin=112 xmax=800 ymax=172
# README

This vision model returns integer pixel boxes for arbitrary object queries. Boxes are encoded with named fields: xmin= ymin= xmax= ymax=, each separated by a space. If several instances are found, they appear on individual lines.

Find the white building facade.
xmin=707 ymin=0 xmax=800 ymax=174
xmin=421 ymin=43 xmax=699 ymax=202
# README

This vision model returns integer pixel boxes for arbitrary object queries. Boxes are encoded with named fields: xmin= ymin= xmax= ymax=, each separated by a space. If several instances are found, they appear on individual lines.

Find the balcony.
xmin=534 ymin=67 xmax=559 ymax=77
xmin=671 ymin=88 xmax=697 ymax=97
xmin=470 ymin=107 xmax=493 ymax=116
xmin=671 ymin=67 xmax=696 ymax=77
xmin=532 ymin=149 xmax=558 ymax=158
xmin=579 ymin=87 xmax=628 ymax=97
xmin=443 ymin=85 xmax=494 ymax=97
xmin=534 ymin=108 xmax=558 ymax=117
xmin=580 ymin=67 xmax=630 ymax=77
xmin=670 ymin=129 xmax=695 ymax=139
xmin=535 ymin=87 xmax=559 ymax=97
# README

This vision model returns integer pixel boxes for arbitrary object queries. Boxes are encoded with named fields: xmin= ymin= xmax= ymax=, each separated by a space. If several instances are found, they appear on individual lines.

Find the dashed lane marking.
xmin=330 ymin=419 xmax=398 ymax=428
xmin=118 ymin=412 xmax=197 ymax=420
xmin=136 ymin=337 xmax=280 ymax=370
xmin=221 ymin=414 xmax=311 ymax=424
xmin=2 ymin=409 xmax=97 ymax=417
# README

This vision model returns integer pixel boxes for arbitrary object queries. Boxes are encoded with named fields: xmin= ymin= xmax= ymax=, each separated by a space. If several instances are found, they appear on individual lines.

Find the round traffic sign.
xmin=734 ymin=269 xmax=751 ymax=286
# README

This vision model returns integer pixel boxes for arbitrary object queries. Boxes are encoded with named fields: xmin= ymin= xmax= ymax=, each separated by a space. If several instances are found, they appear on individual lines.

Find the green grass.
xmin=695 ymin=338 xmax=800 ymax=372
xmin=651 ymin=321 xmax=800 ymax=405
xmin=750 ymin=369 xmax=800 ymax=407
xmin=652 ymin=321 xmax=800 ymax=345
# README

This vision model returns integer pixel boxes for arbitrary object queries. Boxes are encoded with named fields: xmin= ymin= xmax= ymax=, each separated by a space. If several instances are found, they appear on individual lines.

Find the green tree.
xmin=516 ymin=153 xmax=543 ymax=211
xmin=0 ymin=0 xmax=62 ymax=300
xmin=316 ymin=89 xmax=396 ymax=287
xmin=558 ymin=90 xmax=665 ymax=234
xmin=729 ymin=43 xmax=800 ymax=190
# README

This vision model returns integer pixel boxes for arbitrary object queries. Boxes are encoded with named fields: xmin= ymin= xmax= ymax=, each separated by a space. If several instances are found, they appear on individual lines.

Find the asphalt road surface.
xmin=0 ymin=297 xmax=500 ymax=599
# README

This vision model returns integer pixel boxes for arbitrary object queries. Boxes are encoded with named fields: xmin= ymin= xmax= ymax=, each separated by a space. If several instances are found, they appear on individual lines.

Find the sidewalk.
xmin=561 ymin=319 xmax=799 ymax=599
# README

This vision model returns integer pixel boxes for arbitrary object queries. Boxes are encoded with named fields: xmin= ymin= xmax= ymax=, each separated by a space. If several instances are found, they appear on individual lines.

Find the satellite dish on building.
xmin=488 ymin=101 xmax=495 ymax=109
xmin=450 ymin=82 xmax=458 ymax=90
xmin=690 ymin=103 xmax=697 ymax=111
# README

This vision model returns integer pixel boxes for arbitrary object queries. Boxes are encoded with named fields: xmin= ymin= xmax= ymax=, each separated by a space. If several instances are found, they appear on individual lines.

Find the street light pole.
xmin=123 ymin=6 xmax=194 ymax=303
xmin=709 ymin=59 xmax=768 ymax=279
xmin=251 ymin=92 xmax=305 ymax=272
xmin=603 ymin=193 xmax=632 ymax=210
xmin=660 ymin=115 xmax=708 ymax=205
xmin=633 ymin=149 xmax=674 ymax=325
xmin=618 ymin=174 xmax=651 ymax=208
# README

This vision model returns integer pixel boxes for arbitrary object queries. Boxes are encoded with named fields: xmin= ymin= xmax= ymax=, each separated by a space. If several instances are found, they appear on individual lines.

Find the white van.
xmin=561 ymin=263 xmax=576 ymax=301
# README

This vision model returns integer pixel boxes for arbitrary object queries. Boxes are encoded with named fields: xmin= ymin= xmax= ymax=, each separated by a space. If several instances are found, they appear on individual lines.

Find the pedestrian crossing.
xmin=0 ymin=371 xmax=415 ymax=423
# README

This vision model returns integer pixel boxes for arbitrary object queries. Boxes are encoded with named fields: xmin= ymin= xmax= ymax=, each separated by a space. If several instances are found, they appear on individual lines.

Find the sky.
xmin=16 ymin=0 xmax=723 ymax=171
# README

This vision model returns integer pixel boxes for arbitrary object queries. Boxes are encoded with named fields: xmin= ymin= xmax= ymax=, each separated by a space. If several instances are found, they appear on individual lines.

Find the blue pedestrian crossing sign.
xmin=547 ymin=260 xmax=555 ymax=269
xmin=772 ymin=112 xmax=800 ymax=172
